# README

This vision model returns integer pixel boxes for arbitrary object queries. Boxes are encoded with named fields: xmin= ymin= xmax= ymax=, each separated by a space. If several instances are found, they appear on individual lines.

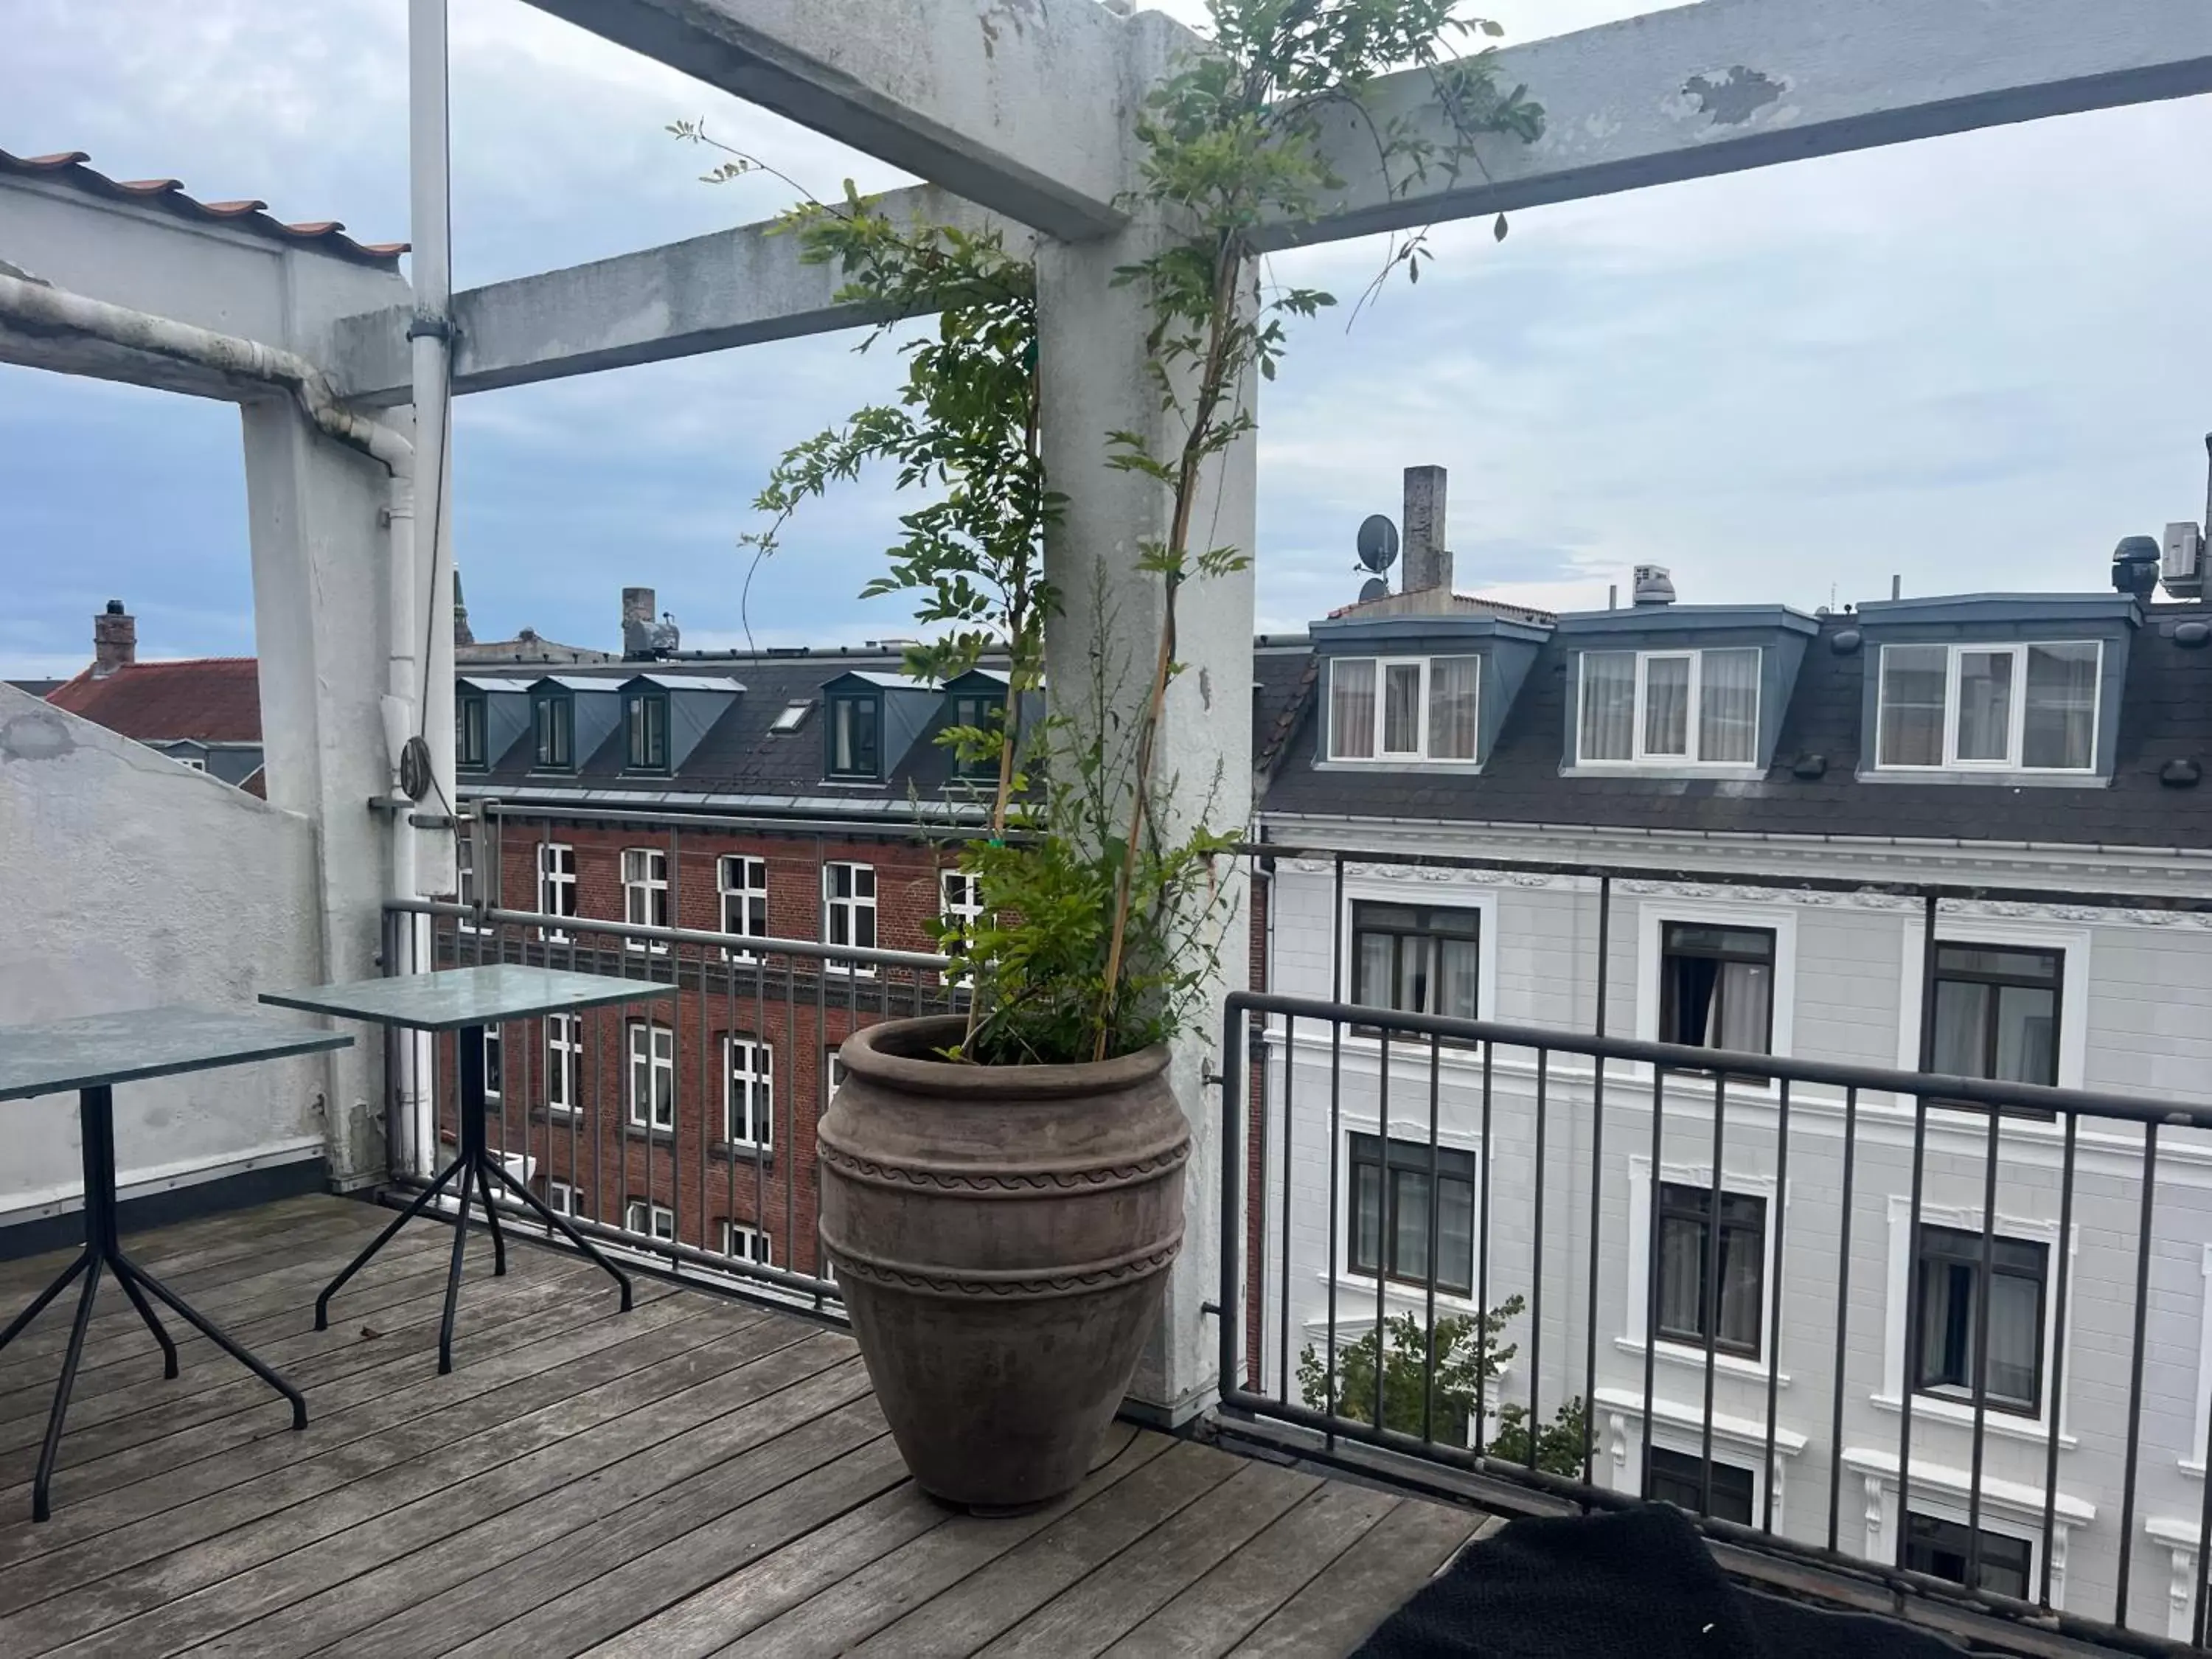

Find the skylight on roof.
xmin=771 ymin=700 xmax=813 ymax=734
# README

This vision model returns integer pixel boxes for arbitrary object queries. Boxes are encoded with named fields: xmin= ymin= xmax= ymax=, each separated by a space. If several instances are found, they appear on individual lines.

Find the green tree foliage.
xmin=1297 ymin=1298 xmax=1589 ymax=1476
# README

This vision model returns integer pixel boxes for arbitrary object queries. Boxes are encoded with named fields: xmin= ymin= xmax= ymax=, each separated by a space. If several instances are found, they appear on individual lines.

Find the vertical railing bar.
xmin=619 ymin=923 xmax=633 ymax=1249
xmin=1279 ymin=1012 xmax=1295 ymax=1406
xmin=779 ymin=953 xmax=796 ymax=1275
xmin=2042 ymin=1113 xmax=2076 ymax=1614
xmin=2116 ymin=1121 xmax=2160 ymax=1628
xmin=756 ymin=906 xmax=771 ymax=1269
xmin=1700 ymin=1068 xmax=1724 ymax=1518
xmin=1898 ymin=891 xmax=1940 ymax=1559
xmin=1220 ymin=998 xmax=1243 ymax=1400
xmin=1529 ymin=1047 xmax=1548 ymax=1472
xmin=1475 ymin=1040 xmax=1494 ymax=1457
xmin=1966 ymin=1098 xmax=2002 ymax=1590
xmin=669 ymin=827 xmax=686 ymax=1266
xmin=1584 ymin=874 xmax=1610 ymax=1485
xmin=1641 ymin=1059 xmax=1663 ymax=1500
xmin=1827 ymin=1085 xmax=1858 ymax=1553
xmin=1762 ymin=1076 xmax=1790 ymax=1535
xmin=1420 ymin=1033 xmax=1440 ymax=1450
xmin=725 ymin=917 xmax=737 ymax=1268
xmin=1374 ymin=1027 xmax=1391 ymax=1436
xmin=1324 ymin=857 xmax=1344 ymax=1451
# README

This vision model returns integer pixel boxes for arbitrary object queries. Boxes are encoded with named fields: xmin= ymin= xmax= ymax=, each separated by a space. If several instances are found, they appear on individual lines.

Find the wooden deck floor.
xmin=0 ymin=1195 xmax=1484 ymax=1658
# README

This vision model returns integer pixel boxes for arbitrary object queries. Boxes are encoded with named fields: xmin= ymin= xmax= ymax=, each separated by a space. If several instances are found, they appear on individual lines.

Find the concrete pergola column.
xmin=1037 ymin=214 xmax=1258 ymax=1422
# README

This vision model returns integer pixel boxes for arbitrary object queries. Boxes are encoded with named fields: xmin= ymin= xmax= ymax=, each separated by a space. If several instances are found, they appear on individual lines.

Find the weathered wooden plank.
xmin=0 ymin=1242 xmax=596 ymax=1492
xmin=0 ymin=1263 xmax=705 ymax=1573
xmin=842 ymin=1439 xmax=1246 ymax=1656
xmin=0 ymin=1245 xmax=459 ymax=1433
xmin=582 ymin=1481 xmax=950 ymax=1659
xmin=0 ymin=1207 xmax=410 ymax=1380
xmin=0 ymin=1301 xmax=759 ymax=1624
xmin=1226 ymin=1496 xmax=1482 ymax=1658
xmin=369 ymin=1402 xmax=901 ymax=1659
xmin=75 ymin=1343 xmax=868 ymax=1658
xmin=0 ymin=1253 xmax=673 ymax=1512
xmin=981 ymin=1460 xmax=1323 ymax=1658
xmin=1100 ymin=1478 xmax=1402 ymax=1658
xmin=0 ymin=1197 xmax=341 ymax=1300
xmin=720 ymin=1429 xmax=1176 ymax=1658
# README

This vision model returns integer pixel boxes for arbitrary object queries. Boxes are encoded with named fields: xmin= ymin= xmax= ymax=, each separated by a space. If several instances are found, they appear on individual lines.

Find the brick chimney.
xmin=93 ymin=599 xmax=136 ymax=678
xmin=622 ymin=586 xmax=656 ymax=660
xmin=1402 ymin=466 xmax=1453 ymax=594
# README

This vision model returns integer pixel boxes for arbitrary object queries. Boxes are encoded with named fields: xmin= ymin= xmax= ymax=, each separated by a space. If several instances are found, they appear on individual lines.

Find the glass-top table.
xmin=0 ymin=1005 xmax=353 ymax=1521
xmin=260 ymin=964 xmax=677 ymax=1373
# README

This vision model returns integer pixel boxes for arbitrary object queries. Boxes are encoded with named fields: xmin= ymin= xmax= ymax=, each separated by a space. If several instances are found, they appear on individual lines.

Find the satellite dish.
xmin=1358 ymin=577 xmax=1388 ymax=604
xmin=1356 ymin=514 xmax=1399 ymax=574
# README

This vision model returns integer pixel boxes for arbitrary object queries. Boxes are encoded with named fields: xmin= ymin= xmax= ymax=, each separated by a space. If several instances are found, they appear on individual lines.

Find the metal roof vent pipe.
xmin=1632 ymin=564 xmax=1676 ymax=606
xmin=2112 ymin=536 xmax=2162 ymax=599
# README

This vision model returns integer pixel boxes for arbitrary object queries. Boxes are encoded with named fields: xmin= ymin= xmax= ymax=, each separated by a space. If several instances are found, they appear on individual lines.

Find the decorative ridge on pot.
xmin=839 ymin=1015 xmax=1170 ymax=1102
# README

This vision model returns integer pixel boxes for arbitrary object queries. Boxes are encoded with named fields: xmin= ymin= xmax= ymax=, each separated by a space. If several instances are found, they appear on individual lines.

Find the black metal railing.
xmin=1217 ymin=990 xmax=2212 ymax=1656
xmin=380 ymin=897 xmax=953 ymax=1321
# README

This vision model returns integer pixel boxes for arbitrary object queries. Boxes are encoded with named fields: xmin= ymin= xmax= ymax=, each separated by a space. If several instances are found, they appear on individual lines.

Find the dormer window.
xmin=1326 ymin=656 xmax=1480 ymax=762
xmin=533 ymin=690 xmax=574 ymax=772
xmin=950 ymin=689 xmax=1005 ymax=779
xmin=456 ymin=692 xmax=487 ymax=771
xmin=1875 ymin=642 xmax=2098 ymax=772
xmin=828 ymin=690 xmax=880 ymax=779
xmin=1577 ymin=648 xmax=1759 ymax=766
xmin=625 ymin=689 xmax=669 ymax=772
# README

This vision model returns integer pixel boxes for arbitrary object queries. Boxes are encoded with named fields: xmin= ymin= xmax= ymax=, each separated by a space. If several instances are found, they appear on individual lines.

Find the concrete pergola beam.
xmin=330 ymin=184 xmax=1014 ymax=406
xmin=521 ymin=0 xmax=1149 ymax=242
xmin=1282 ymin=0 xmax=2212 ymax=248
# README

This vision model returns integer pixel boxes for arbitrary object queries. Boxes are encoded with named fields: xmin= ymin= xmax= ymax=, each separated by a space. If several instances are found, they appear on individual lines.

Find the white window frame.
xmin=1874 ymin=641 xmax=2102 ymax=774
xmin=1325 ymin=655 xmax=1482 ymax=764
xmin=719 ymin=1220 xmax=773 ymax=1265
xmin=824 ymin=861 xmax=878 ymax=977
xmin=622 ymin=847 xmax=670 ymax=953
xmin=1632 ymin=897 xmax=1798 ymax=1091
xmin=548 ymin=1179 xmax=577 ymax=1217
xmin=625 ymin=1018 xmax=675 ymax=1133
xmin=175 ymin=753 xmax=208 ymax=773
xmin=545 ymin=1012 xmax=580 ymax=1116
xmin=723 ymin=1036 xmax=773 ymax=1150
xmin=625 ymin=1199 xmax=675 ymax=1242
xmin=456 ymin=830 xmax=489 ymax=933
xmin=1877 ymin=1194 xmax=2078 ymax=1447
xmin=1895 ymin=917 xmax=2090 ymax=1092
xmin=1575 ymin=647 xmax=1761 ymax=768
xmin=481 ymin=1024 xmax=503 ymax=1102
xmin=824 ymin=1043 xmax=847 ymax=1098
xmin=537 ymin=842 xmax=578 ymax=943
xmin=719 ymin=855 xmax=768 ymax=961
xmin=1621 ymin=1154 xmax=1787 ymax=1381
xmin=940 ymin=869 xmax=983 ymax=987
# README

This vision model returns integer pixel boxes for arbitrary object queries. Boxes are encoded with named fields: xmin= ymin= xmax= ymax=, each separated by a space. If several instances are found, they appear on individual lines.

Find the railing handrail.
xmin=388 ymin=896 xmax=954 ymax=973
xmin=1232 ymin=989 xmax=2212 ymax=1132
xmin=1236 ymin=838 xmax=2212 ymax=915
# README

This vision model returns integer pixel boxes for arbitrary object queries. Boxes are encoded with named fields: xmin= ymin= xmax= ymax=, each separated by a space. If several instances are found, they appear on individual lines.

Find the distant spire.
xmin=453 ymin=567 xmax=475 ymax=647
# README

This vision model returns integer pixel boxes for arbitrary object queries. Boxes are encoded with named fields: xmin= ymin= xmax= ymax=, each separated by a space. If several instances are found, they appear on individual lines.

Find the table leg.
xmin=32 ymin=1256 xmax=104 ymax=1523
xmin=440 ymin=1157 xmax=476 ymax=1376
xmin=481 ymin=1155 xmax=634 ymax=1311
xmin=116 ymin=1254 xmax=306 ymax=1430
xmin=313 ymin=1155 xmax=462 ymax=1331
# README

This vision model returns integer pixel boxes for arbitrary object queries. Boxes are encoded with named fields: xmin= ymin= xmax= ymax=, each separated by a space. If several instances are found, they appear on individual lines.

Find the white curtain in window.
xmin=1879 ymin=645 xmax=1948 ymax=766
xmin=1698 ymin=649 xmax=1760 ymax=764
xmin=1382 ymin=663 xmax=1422 ymax=754
xmin=1713 ymin=961 xmax=1772 ymax=1052
xmin=1993 ymin=984 xmax=2056 ymax=1085
xmin=1717 ymin=1225 xmax=1762 ymax=1349
xmin=1643 ymin=657 xmax=1691 ymax=757
xmin=1433 ymin=938 xmax=1479 ymax=1020
xmin=1331 ymin=659 xmax=1376 ymax=759
xmin=1955 ymin=650 xmax=2014 ymax=761
xmin=1394 ymin=1171 xmax=1432 ymax=1282
xmin=1932 ymin=981 xmax=1987 ymax=1074
xmin=1985 ymin=1269 xmax=2042 ymax=1405
xmin=2023 ymin=643 xmax=2098 ymax=769
xmin=1427 ymin=657 xmax=1480 ymax=760
xmin=1579 ymin=653 xmax=1635 ymax=761
xmin=1658 ymin=1216 xmax=1704 ymax=1335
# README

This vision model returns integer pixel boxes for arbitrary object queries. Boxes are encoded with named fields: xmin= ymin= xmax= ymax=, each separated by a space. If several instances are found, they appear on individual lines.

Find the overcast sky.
xmin=3 ymin=1 xmax=2208 ymax=676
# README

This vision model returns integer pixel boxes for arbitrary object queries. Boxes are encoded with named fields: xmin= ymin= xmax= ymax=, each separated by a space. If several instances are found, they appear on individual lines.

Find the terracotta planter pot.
xmin=819 ymin=1015 xmax=1189 ymax=1512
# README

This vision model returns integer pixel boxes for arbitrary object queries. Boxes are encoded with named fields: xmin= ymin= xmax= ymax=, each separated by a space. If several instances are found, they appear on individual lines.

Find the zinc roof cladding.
xmin=1 ymin=149 xmax=406 ymax=266
xmin=1259 ymin=603 xmax=2212 ymax=851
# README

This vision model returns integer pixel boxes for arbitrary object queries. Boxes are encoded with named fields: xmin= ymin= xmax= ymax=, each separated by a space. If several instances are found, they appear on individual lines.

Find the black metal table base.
xmin=0 ymin=1086 xmax=307 ymax=1522
xmin=314 ymin=1023 xmax=632 ymax=1373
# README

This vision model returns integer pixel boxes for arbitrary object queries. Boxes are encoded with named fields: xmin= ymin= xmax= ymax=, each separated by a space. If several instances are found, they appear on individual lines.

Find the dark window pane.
xmin=1655 ymin=1184 xmax=1765 ymax=1357
xmin=1905 ymin=1512 xmax=2032 ymax=1601
xmin=1913 ymin=1225 xmax=2045 ymax=1414
xmin=1647 ymin=1447 xmax=1756 ymax=1525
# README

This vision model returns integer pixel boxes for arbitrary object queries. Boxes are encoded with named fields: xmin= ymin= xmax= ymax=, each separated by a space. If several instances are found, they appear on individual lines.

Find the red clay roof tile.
xmin=46 ymin=658 xmax=262 ymax=744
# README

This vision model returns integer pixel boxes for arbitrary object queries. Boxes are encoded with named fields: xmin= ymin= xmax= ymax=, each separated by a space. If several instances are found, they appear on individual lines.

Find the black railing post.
xmin=1585 ymin=874 xmax=1610 ymax=1484
xmin=1220 ymin=995 xmax=1243 ymax=1402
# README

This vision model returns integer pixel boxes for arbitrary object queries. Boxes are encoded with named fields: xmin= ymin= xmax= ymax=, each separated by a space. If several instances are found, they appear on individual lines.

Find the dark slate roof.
xmin=1253 ymin=639 xmax=1318 ymax=783
xmin=1258 ymin=605 xmax=2212 ymax=851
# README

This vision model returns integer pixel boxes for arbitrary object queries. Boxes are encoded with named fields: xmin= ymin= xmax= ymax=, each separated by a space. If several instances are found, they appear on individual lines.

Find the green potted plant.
xmin=685 ymin=0 xmax=1541 ymax=1511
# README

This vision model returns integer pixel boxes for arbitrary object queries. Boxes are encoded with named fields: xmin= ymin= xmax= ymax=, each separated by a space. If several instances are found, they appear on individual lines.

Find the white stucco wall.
xmin=0 ymin=684 xmax=330 ymax=1225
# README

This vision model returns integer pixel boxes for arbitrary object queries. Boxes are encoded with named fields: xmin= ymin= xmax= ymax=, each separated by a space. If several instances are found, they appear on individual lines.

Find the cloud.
xmin=3 ymin=1 xmax=2209 ymax=679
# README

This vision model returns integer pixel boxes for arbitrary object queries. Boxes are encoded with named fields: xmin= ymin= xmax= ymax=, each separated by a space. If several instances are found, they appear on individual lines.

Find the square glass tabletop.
xmin=0 ymin=1006 xmax=354 ymax=1102
xmin=258 ymin=963 xmax=676 ymax=1032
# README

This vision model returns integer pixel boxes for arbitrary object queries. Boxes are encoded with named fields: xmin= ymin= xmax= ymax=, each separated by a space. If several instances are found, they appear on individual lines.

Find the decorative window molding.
xmin=1596 ymin=1386 xmax=1806 ymax=1528
xmin=1876 ymin=1195 xmax=2078 ymax=1446
xmin=1896 ymin=917 xmax=2090 ymax=1091
xmin=1325 ymin=655 xmax=1481 ymax=765
xmin=1634 ymin=897 xmax=1798 ymax=1085
xmin=1621 ymin=1154 xmax=1787 ymax=1380
xmin=1338 ymin=880 xmax=1497 ymax=1029
xmin=1839 ymin=1445 xmax=2092 ymax=1611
